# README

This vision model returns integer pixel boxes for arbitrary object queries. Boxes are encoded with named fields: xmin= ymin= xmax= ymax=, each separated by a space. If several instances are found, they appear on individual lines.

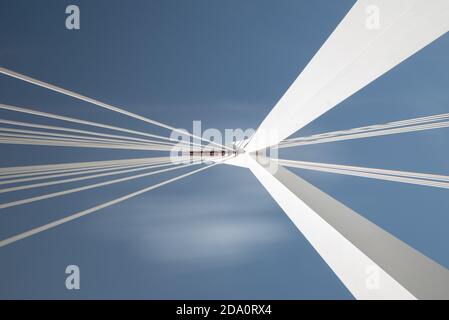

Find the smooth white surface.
xmin=245 ymin=156 xmax=415 ymax=300
xmin=246 ymin=0 xmax=449 ymax=151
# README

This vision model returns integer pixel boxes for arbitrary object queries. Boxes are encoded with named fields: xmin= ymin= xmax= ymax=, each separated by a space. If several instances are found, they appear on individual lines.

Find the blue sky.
xmin=0 ymin=0 xmax=449 ymax=299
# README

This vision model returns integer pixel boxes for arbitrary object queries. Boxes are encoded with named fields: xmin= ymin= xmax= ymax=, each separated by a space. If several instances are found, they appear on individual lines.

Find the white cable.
xmin=283 ymin=113 xmax=449 ymax=144
xmin=279 ymin=118 xmax=449 ymax=148
xmin=0 ymin=103 xmax=206 ymax=150
xmin=0 ymin=137 xmax=174 ymax=151
xmin=278 ymin=159 xmax=449 ymax=182
xmin=0 ymin=131 xmax=174 ymax=150
xmin=0 ymin=118 xmax=180 ymax=147
xmin=0 ymin=161 xmax=172 ymax=185
xmin=0 ymin=162 xmax=177 ymax=193
xmin=0 ymin=123 xmax=177 ymax=148
xmin=0 ymin=68 xmax=233 ymax=151
xmin=278 ymin=159 xmax=449 ymax=189
xmin=0 ymin=157 xmax=173 ymax=175
xmin=0 ymin=162 xmax=217 ymax=248
xmin=0 ymin=160 xmax=205 ymax=209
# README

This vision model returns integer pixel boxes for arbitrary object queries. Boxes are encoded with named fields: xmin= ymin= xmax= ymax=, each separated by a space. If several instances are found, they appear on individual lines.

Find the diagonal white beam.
xmin=246 ymin=0 xmax=449 ymax=152
xmin=244 ymin=155 xmax=449 ymax=299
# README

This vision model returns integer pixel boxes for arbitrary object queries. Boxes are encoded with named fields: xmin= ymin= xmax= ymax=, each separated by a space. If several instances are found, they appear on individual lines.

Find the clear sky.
xmin=0 ymin=0 xmax=449 ymax=299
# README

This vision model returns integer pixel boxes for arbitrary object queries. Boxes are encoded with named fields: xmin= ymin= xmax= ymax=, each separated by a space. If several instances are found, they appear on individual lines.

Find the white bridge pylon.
xmin=223 ymin=0 xmax=449 ymax=299
xmin=1 ymin=0 xmax=449 ymax=300
xmin=221 ymin=153 xmax=449 ymax=299
xmin=246 ymin=0 xmax=449 ymax=152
